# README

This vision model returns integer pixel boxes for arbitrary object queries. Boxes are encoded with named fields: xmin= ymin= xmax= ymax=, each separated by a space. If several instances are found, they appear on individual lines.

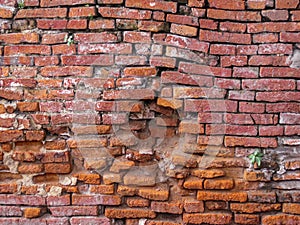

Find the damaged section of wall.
xmin=0 ymin=0 xmax=299 ymax=224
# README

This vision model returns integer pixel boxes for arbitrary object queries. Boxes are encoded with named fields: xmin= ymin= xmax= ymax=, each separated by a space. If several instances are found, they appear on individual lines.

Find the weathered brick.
xmin=125 ymin=0 xmax=177 ymax=13
xmin=208 ymin=0 xmax=245 ymax=10
xmin=105 ymin=208 xmax=156 ymax=219
xmin=231 ymin=203 xmax=281 ymax=213
xmin=99 ymin=7 xmax=152 ymax=20
xmin=197 ymin=191 xmax=247 ymax=202
xmin=70 ymin=217 xmax=111 ymax=225
xmin=258 ymin=43 xmax=293 ymax=54
xmin=23 ymin=207 xmax=42 ymax=218
xmin=207 ymin=9 xmax=261 ymax=21
xmin=16 ymin=8 xmax=67 ymax=18
xmin=183 ymin=213 xmax=232 ymax=224
xmin=235 ymin=214 xmax=260 ymax=225
xmin=262 ymin=10 xmax=289 ymax=21
xmin=50 ymin=206 xmax=98 ymax=216
xmin=243 ymin=79 xmax=296 ymax=91
xmin=200 ymin=30 xmax=251 ymax=44
xmin=37 ymin=19 xmax=68 ymax=29
xmin=78 ymin=43 xmax=132 ymax=54
xmin=72 ymin=194 xmax=122 ymax=206
xmin=225 ymin=136 xmax=277 ymax=148
xmin=276 ymin=0 xmax=299 ymax=8
xmin=89 ymin=19 xmax=115 ymax=29
xmin=5 ymin=45 xmax=51 ymax=56
xmin=262 ymin=214 xmax=300 ymax=225
xmin=170 ymin=24 xmax=198 ymax=37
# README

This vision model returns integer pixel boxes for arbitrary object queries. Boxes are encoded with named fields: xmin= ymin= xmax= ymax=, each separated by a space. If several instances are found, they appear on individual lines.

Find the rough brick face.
xmin=0 ymin=0 xmax=299 ymax=224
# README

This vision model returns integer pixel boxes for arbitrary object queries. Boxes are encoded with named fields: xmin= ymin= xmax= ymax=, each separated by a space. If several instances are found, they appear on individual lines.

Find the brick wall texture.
xmin=0 ymin=0 xmax=299 ymax=224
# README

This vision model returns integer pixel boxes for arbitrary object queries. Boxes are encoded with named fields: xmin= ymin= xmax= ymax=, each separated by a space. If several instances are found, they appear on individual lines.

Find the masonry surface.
xmin=0 ymin=0 xmax=299 ymax=224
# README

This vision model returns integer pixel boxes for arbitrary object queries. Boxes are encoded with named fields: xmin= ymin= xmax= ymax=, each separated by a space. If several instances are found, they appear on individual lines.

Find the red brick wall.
xmin=0 ymin=0 xmax=299 ymax=224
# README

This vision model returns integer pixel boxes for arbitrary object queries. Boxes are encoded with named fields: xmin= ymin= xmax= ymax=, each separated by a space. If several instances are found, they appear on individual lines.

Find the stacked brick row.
xmin=0 ymin=0 xmax=299 ymax=224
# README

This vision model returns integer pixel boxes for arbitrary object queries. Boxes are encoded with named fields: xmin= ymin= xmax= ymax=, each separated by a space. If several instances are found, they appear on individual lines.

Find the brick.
xmin=262 ymin=214 xmax=300 ymax=225
xmin=199 ymin=19 xmax=218 ymax=30
xmin=41 ymin=66 xmax=93 ymax=77
xmin=170 ymin=24 xmax=198 ymax=37
xmin=184 ymin=199 xmax=204 ymax=213
xmin=276 ymin=0 xmax=299 ymax=8
xmin=124 ymin=67 xmax=156 ymax=77
xmin=16 ymin=8 xmax=67 ymax=18
xmin=167 ymin=14 xmax=198 ymax=26
xmin=44 ymin=163 xmax=71 ymax=174
xmin=185 ymin=99 xmax=237 ymax=112
xmin=221 ymin=56 xmax=248 ymax=67
xmin=242 ymin=79 xmax=296 ymax=91
xmin=0 ymin=130 xmax=23 ymax=143
xmin=37 ymin=20 xmax=68 ymax=29
xmin=138 ymin=184 xmax=169 ymax=201
xmin=248 ymin=191 xmax=277 ymax=203
xmin=174 ymin=87 xmax=226 ymax=99
xmin=123 ymin=170 xmax=156 ymax=186
xmin=200 ymin=30 xmax=251 ymax=44
xmin=280 ymin=32 xmax=300 ymax=42
xmin=5 ymin=45 xmax=51 ymax=56
xmin=180 ymin=62 xmax=231 ymax=77
xmin=125 ymin=0 xmax=177 ymax=13
xmin=78 ymin=43 xmax=132 ymax=54
xmin=183 ymin=213 xmax=232 ymax=224
xmin=105 ymin=208 xmax=156 ymax=219
xmin=249 ymin=56 xmax=288 ymax=66
xmin=225 ymin=136 xmax=277 ymax=148
xmin=257 ymin=91 xmax=300 ymax=102
xmin=0 ymin=8 xmax=13 ymax=18
xmin=138 ymin=21 xmax=167 ymax=32
xmin=17 ymin=102 xmax=39 ymax=112
xmin=90 ymin=185 xmax=114 ymax=195
xmin=220 ymin=22 xmax=246 ymax=33
xmin=35 ymin=56 xmax=59 ymax=66
xmin=162 ymin=71 xmax=213 ymax=87
xmin=126 ymin=197 xmax=149 ymax=208
xmin=150 ymin=56 xmax=175 ymax=68
xmin=283 ymin=203 xmax=300 ymax=214
xmin=70 ymin=217 xmax=110 ymax=225
xmin=291 ymin=11 xmax=300 ymax=21
xmin=72 ymin=194 xmax=122 ymax=206
xmin=280 ymin=113 xmax=300 ymax=124
xmin=259 ymin=126 xmax=284 ymax=136
xmin=207 ymin=9 xmax=261 ymax=21
xmin=262 ymin=10 xmax=289 ymax=21
xmin=0 ymin=206 xmax=22 ymax=216
xmin=124 ymin=31 xmax=151 ymax=43
xmin=99 ymin=7 xmax=152 ymax=20
xmin=266 ymin=103 xmax=300 ymax=113
xmin=210 ymin=44 xmax=236 ymax=55
xmin=67 ymin=19 xmax=87 ymax=29
xmin=52 ymin=44 xmax=76 ymax=55
xmin=239 ymin=102 xmax=265 ymax=113
xmin=89 ymin=19 xmax=115 ymax=29
xmin=191 ymin=169 xmax=225 ymax=178
xmin=103 ymin=89 xmax=154 ymax=100
xmin=62 ymin=55 xmax=114 ymax=66
xmin=247 ymin=22 xmax=300 ymax=33
xmin=47 ymin=195 xmax=70 ymax=206
xmin=151 ymin=201 xmax=183 ymax=214
xmin=41 ymin=0 xmax=94 ymax=6
xmin=74 ymin=32 xmax=117 ymax=43
xmin=50 ymin=206 xmax=98 ymax=216
xmin=0 ymin=88 xmax=23 ymax=100
xmin=179 ymin=121 xmax=204 ymax=134
xmin=247 ymin=0 xmax=267 ymax=9
xmin=285 ymin=125 xmax=300 ymax=135
xmin=258 ymin=43 xmax=293 ymax=54
xmin=197 ymin=191 xmax=247 ymax=202
xmin=231 ymin=203 xmax=281 ymax=213
xmin=18 ymin=164 xmax=43 ymax=174
xmin=23 ymin=208 xmax=41 ymax=218
xmin=188 ymin=0 xmax=205 ymax=7
xmin=208 ymin=0 xmax=245 ymax=10
xmin=253 ymin=33 xmax=278 ymax=43
xmin=162 ymin=35 xmax=209 ymax=53
xmin=183 ymin=177 xmax=203 ymax=189
xmin=237 ymin=45 xmax=258 ymax=55
xmin=251 ymin=114 xmax=278 ymax=124
xmin=235 ymin=214 xmax=260 ymax=225
xmin=0 ymin=33 xmax=39 ymax=44
xmin=69 ymin=6 xmax=96 ymax=17
xmin=215 ymin=78 xmax=241 ymax=89
xmin=0 ymin=195 xmax=46 ymax=205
